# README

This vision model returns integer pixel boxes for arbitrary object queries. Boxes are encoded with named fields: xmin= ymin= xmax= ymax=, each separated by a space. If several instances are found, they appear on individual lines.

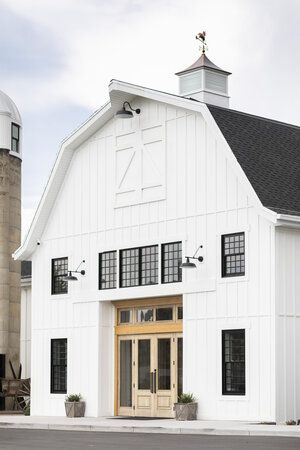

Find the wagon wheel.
xmin=15 ymin=381 xmax=30 ymax=412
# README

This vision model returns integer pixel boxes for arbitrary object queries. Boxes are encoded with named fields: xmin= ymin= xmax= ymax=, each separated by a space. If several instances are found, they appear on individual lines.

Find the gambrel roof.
xmin=208 ymin=105 xmax=300 ymax=216
xmin=14 ymin=80 xmax=300 ymax=260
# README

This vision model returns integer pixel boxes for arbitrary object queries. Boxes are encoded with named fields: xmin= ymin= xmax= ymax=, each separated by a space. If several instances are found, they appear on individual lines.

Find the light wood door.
xmin=118 ymin=333 xmax=182 ymax=417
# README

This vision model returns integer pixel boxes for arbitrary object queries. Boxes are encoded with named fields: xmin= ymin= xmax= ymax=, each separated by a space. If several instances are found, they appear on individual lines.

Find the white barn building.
xmin=14 ymin=51 xmax=300 ymax=422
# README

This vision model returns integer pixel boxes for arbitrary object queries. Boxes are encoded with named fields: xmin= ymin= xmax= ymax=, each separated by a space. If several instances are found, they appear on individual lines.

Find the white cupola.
xmin=176 ymin=33 xmax=231 ymax=108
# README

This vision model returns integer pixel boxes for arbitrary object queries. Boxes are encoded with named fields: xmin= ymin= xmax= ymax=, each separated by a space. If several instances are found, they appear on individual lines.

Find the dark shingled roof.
xmin=207 ymin=105 xmax=300 ymax=216
xmin=21 ymin=261 xmax=32 ymax=278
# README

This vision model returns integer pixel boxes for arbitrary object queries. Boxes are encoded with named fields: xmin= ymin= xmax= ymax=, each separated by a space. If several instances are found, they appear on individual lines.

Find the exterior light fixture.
xmin=115 ymin=101 xmax=141 ymax=119
xmin=63 ymin=260 xmax=86 ymax=282
xmin=180 ymin=245 xmax=204 ymax=269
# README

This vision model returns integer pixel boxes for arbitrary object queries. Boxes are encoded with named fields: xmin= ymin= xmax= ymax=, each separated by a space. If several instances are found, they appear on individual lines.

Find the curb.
xmin=0 ymin=422 xmax=299 ymax=437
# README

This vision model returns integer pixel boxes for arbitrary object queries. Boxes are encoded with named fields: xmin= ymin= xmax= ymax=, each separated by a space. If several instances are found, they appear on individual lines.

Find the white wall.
xmin=20 ymin=283 xmax=31 ymax=378
xmin=275 ymin=227 xmax=300 ymax=423
xmin=30 ymin=97 xmax=276 ymax=419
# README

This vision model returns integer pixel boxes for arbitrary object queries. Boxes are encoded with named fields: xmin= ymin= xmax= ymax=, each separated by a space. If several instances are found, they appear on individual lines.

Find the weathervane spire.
xmin=195 ymin=31 xmax=207 ymax=54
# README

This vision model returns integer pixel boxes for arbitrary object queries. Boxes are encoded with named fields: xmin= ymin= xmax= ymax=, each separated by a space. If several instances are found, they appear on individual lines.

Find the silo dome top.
xmin=0 ymin=89 xmax=21 ymax=124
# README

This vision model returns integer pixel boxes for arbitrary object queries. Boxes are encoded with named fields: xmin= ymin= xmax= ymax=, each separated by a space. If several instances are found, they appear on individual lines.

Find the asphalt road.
xmin=0 ymin=429 xmax=299 ymax=450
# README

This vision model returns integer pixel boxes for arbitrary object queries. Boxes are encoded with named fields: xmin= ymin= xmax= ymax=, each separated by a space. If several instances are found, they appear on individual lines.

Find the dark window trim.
xmin=221 ymin=232 xmax=245 ymax=278
xmin=51 ymin=257 xmax=68 ymax=295
xmin=222 ymin=329 xmax=245 ymax=396
xmin=11 ymin=123 xmax=20 ymax=153
xmin=50 ymin=338 xmax=67 ymax=394
xmin=99 ymin=250 xmax=117 ymax=290
xmin=119 ymin=245 xmax=159 ymax=288
xmin=161 ymin=241 xmax=182 ymax=284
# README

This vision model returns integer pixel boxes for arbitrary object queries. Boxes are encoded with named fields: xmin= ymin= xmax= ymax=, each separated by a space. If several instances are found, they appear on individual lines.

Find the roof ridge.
xmin=207 ymin=103 xmax=300 ymax=130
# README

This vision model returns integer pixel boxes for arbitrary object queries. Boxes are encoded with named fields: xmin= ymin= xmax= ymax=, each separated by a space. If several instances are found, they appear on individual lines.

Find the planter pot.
xmin=65 ymin=401 xmax=85 ymax=418
xmin=174 ymin=402 xmax=198 ymax=421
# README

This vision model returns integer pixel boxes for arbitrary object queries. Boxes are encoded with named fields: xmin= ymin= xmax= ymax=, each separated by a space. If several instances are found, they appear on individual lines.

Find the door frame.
xmin=114 ymin=296 xmax=183 ymax=416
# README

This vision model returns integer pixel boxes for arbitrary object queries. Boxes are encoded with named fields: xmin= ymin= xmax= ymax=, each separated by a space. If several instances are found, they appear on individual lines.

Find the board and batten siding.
xmin=30 ymin=97 xmax=276 ymax=420
xmin=275 ymin=227 xmax=300 ymax=423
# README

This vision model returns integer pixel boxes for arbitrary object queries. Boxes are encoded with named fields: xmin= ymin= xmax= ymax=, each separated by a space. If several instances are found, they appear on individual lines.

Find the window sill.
xmin=49 ymin=393 xmax=67 ymax=399
xmin=219 ymin=394 xmax=249 ymax=402
xmin=218 ymin=275 xmax=248 ymax=284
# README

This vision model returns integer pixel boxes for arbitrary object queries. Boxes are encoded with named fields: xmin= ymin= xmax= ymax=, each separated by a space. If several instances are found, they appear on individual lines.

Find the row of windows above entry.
xmin=51 ymin=233 xmax=245 ymax=295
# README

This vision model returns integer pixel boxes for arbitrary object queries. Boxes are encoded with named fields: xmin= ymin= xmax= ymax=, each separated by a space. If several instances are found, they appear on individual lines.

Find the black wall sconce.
xmin=63 ymin=260 xmax=86 ymax=282
xmin=115 ymin=101 xmax=141 ymax=119
xmin=180 ymin=245 xmax=204 ymax=269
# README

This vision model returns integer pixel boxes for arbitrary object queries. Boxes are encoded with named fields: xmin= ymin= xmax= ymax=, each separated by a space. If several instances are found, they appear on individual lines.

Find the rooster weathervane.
xmin=195 ymin=31 xmax=207 ymax=54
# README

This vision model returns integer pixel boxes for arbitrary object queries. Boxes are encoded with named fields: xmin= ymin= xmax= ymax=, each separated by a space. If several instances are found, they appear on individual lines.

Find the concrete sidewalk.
xmin=0 ymin=415 xmax=299 ymax=437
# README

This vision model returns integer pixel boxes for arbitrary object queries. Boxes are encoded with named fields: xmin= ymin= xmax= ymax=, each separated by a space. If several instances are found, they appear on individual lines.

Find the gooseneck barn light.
xmin=180 ymin=245 xmax=204 ymax=269
xmin=115 ymin=101 xmax=141 ymax=119
xmin=63 ymin=260 xmax=86 ymax=282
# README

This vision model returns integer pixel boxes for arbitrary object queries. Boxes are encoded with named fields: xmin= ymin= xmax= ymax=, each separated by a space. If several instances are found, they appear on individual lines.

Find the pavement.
xmin=0 ymin=415 xmax=299 ymax=438
xmin=0 ymin=429 xmax=299 ymax=450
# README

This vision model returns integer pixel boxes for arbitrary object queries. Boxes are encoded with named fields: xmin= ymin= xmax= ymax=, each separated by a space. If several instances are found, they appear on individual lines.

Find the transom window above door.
xmin=117 ymin=302 xmax=182 ymax=325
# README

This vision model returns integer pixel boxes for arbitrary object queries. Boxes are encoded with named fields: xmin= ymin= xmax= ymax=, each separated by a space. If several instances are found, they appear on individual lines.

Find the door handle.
xmin=153 ymin=369 xmax=157 ymax=394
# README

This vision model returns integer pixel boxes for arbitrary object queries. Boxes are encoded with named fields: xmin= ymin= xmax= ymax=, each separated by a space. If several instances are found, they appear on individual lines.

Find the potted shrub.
xmin=174 ymin=393 xmax=198 ymax=421
xmin=65 ymin=394 xmax=85 ymax=418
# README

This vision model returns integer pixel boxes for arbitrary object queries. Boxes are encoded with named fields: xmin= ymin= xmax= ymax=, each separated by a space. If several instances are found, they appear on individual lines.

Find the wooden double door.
xmin=118 ymin=333 xmax=182 ymax=417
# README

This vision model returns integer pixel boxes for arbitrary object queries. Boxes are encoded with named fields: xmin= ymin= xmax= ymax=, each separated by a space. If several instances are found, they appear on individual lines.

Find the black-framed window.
xmin=222 ymin=329 xmax=245 ymax=395
xmin=120 ymin=248 xmax=139 ymax=287
xmin=120 ymin=245 xmax=158 ymax=288
xmin=51 ymin=257 xmax=68 ymax=295
xmin=99 ymin=251 xmax=117 ymax=290
xmin=11 ymin=123 xmax=20 ymax=153
xmin=141 ymin=245 xmax=158 ymax=285
xmin=161 ymin=242 xmax=182 ymax=283
xmin=51 ymin=339 xmax=67 ymax=394
xmin=222 ymin=232 xmax=245 ymax=277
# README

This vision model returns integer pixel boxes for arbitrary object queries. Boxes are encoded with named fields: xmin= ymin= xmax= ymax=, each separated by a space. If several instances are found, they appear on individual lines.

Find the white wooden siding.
xmin=275 ymin=227 xmax=300 ymax=422
xmin=30 ymin=97 xmax=276 ymax=420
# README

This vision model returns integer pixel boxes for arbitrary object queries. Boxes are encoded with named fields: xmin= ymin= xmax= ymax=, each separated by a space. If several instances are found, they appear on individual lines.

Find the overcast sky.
xmin=0 ymin=0 xmax=299 ymax=237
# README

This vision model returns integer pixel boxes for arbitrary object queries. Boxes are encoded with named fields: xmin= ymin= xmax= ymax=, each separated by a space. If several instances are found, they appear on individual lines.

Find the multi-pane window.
xmin=120 ymin=248 xmax=139 ymax=287
xmin=222 ymin=232 xmax=245 ymax=277
xmin=51 ymin=339 xmax=67 ymax=394
xmin=99 ymin=251 xmax=117 ymax=289
xmin=222 ymin=329 xmax=245 ymax=395
xmin=51 ymin=257 xmax=68 ymax=295
xmin=120 ymin=246 xmax=158 ymax=288
xmin=141 ymin=246 xmax=158 ymax=285
xmin=11 ymin=123 xmax=20 ymax=153
xmin=161 ymin=242 xmax=182 ymax=284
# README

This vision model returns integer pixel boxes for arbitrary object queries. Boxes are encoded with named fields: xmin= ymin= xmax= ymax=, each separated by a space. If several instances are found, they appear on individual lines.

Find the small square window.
xmin=119 ymin=310 xmax=131 ymax=324
xmin=137 ymin=308 xmax=153 ymax=322
xmin=156 ymin=307 xmax=173 ymax=321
